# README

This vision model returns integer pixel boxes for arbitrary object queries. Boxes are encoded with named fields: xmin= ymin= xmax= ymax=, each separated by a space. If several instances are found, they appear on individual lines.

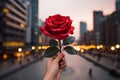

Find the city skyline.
xmin=39 ymin=0 xmax=115 ymax=39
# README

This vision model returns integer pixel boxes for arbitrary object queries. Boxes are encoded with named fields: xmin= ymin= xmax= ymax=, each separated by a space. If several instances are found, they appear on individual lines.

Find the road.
xmin=2 ymin=51 xmax=119 ymax=80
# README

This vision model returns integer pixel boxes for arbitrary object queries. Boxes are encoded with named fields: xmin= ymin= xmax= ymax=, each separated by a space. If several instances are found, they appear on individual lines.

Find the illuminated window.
xmin=20 ymin=23 xmax=25 ymax=28
xmin=2 ymin=7 xmax=9 ymax=13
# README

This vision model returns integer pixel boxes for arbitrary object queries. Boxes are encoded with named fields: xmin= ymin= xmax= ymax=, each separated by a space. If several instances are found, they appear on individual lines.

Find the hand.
xmin=44 ymin=53 xmax=66 ymax=80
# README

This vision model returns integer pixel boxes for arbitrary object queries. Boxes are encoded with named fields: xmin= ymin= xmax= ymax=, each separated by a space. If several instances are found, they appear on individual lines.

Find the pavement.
xmin=0 ymin=51 xmax=120 ymax=80
xmin=83 ymin=52 xmax=120 ymax=72
xmin=0 ymin=54 xmax=43 ymax=79
xmin=78 ymin=52 xmax=120 ymax=78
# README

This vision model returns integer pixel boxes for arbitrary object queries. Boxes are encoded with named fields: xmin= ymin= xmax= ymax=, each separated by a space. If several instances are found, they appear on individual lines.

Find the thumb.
xmin=55 ymin=53 xmax=64 ymax=62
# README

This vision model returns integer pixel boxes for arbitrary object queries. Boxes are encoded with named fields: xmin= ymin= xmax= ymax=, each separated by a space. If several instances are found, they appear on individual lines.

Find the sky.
xmin=38 ymin=0 xmax=115 ymax=40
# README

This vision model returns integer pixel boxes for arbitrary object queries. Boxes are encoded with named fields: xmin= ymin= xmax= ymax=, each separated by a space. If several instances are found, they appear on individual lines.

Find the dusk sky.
xmin=39 ymin=0 xmax=115 ymax=39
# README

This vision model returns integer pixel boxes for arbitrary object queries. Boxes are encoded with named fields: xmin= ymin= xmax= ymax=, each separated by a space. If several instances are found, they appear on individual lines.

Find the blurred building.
xmin=78 ymin=22 xmax=87 ymax=44
xmin=20 ymin=0 xmax=32 ymax=47
xmin=100 ymin=11 xmax=120 ymax=46
xmin=25 ymin=1 xmax=32 ymax=46
xmin=39 ymin=20 xmax=51 ymax=45
xmin=0 ymin=0 xmax=27 ymax=58
xmin=80 ymin=31 xmax=94 ymax=45
xmin=93 ymin=11 xmax=106 ymax=45
xmin=99 ymin=0 xmax=120 ymax=46
xmin=116 ymin=0 xmax=120 ymax=11
xmin=30 ymin=0 xmax=39 ymax=45
xmin=80 ymin=22 xmax=87 ymax=37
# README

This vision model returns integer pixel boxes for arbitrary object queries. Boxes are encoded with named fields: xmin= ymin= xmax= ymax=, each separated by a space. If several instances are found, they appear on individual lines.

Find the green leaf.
xmin=49 ymin=39 xmax=58 ymax=47
xmin=63 ymin=36 xmax=75 ymax=45
xmin=44 ymin=47 xmax=59 ymax=57
xmin=63 ymin=46 xmax=77 ymax=55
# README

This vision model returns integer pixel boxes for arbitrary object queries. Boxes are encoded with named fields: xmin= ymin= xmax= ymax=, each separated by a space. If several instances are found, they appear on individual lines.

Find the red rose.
xmin=41 ymin=14 xmax=74 ymax=40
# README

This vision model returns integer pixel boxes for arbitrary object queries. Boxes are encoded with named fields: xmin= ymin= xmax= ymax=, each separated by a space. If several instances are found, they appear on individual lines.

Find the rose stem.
xmin=59 ymin=40 xmax=62 ymax=53
xmin=58 ymin=40 xmax=63 ymax=67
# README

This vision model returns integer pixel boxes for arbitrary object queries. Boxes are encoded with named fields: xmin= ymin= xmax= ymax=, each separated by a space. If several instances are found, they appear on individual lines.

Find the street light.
xmin=32 ymin=46 xmax=35 ymax=50
xmin=18 ymin=48 xmax=22 ymax=52
xmin=99 ymin=45 xmax=103 ymax=48
xmin=81 ymin=49 xmax=84 ymax=53
xmin=115 ymin=44 xmax=120 ymax=49
xmin=111 ymin=46 xmax=115 ymax=51
xmin=38 ymin=46 xmax=41 ymax=50
xmin=3 ymin=54 xmax=8 ymax=60
xmin=96 ymin=45 xmax=100 ymax=49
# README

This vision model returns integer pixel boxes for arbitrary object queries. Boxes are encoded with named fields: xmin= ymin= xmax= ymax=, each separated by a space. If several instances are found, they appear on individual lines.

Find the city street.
xmin=0 ymin=0 xmax=120 ymax=80
xmin=1 ymin=52 xmax=119 ymax=80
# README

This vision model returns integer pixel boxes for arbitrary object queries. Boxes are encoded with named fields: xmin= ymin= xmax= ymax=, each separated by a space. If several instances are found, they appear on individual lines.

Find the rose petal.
xmin=41 ymin=14 xmax=74 ymax=40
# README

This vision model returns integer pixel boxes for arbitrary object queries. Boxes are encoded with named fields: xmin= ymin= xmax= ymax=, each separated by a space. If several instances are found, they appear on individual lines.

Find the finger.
xmin=56 ymin=70 xmax=62 ymax=80
xmin=48 ymin=57 xmax=54 ymax=62
xmin=60 ymin=60 xmax=67 ymax=68
xmin=60 ymin=60 xmax=66 ymax=65
xmin=60 ymin=64 xmax=67 ymax=69
xmin=55 ymin=53 xmax=64 ymax=62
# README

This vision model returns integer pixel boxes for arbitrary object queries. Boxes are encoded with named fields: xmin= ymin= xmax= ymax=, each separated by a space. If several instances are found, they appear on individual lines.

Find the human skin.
xmin=44 ymin=53 xmax=66 ymax=80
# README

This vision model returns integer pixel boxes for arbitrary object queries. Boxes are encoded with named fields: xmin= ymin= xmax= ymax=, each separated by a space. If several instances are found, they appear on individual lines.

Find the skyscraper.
xmin=116 ymin=0 xmax=120 ymax=11
xmin=19 ymin=0 xmax=32 ymax=47
xmin=80 ymin=22 xmax=87 ymax=37
xmin=30 ymin=0 xmax=39 ymax=45
xmin=0 ymin=0 xmax=27 ymax=58
xmin=99 ymin=0 xmax=120 ymax=46
xmin=93 ymin=11 xmax=106 ymax=44
xmin=100 ymin=11 xmax=120 ymax=46
xmin=93 ymin=11 xmax=103 ymax=33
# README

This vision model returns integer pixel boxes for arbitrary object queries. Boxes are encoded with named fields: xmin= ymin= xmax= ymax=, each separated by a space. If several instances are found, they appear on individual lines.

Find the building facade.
xmin=30 ymin=0 xmax=39 ymax=45
xmin=78 ymin=22 xmax=87 ymax=44
xmin=116 ymin=0 xmax=120 ymax=11
xmin=80 ymin=22 xmax=87 ymax=37
xmin=20 ymin=0 xmax=32 ymax=46
xmin=93 ymin=11 xmax=106 ymax=45
xmin=100 ymin=0 xmax=120 ymax=46
xmin=80 ymin=31 xmax=94 ymax=45
xmin=100 ymin=11 xmax=120 ymax=46
xmin=0 ymin=0 xmax=27 ymax=59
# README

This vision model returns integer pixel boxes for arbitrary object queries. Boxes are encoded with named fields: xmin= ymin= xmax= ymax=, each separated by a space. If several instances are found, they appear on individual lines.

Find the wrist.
xmin=44 ymin=74 xmax=55 ymax=80
xmin=44 ymin=77 xmax=55 ymax=80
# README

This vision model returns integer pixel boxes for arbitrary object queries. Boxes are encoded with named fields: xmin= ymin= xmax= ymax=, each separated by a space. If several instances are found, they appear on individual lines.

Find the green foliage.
xmin=63 ymin=36 xmax=75 ymax=45
xmin=63 ymin=46 xmax=77 ymax=55
xmin=44 ymin=47 xmax=59 ymax=57
xmin=49 ymin=39 xmax=58 ymax=47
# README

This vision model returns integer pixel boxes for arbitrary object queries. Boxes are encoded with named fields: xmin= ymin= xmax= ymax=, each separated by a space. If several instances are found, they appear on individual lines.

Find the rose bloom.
xmin=41 ymin=14 xmax=74 ymax=40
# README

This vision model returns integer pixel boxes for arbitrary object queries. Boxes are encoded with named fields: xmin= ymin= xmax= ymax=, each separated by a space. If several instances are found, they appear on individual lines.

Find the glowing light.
xmin=21 ymin=53 xmax=24 ymax=57
xmin=96 ymin=46 xmax=100 ymax=49
xmin=73 ymin=45 xmax=96 ymax=50
xmin=3 ymin=54 xmax=8 ymax=60
xmin=74 ymin=46 xmax=80 ymax=51
xmin=20 ymin=23 xmax=25 ymax=28
xmin=115 ymin=44 xmax=120 ymax=49
xmin=41 ymin=46 xmax=46 ymax=49
xmin=14 ymin=53 xmax=21 ymax=58
xmin=89 ymin=45 xmax=96 ymax=49
xmin=111 ymin=46 xmax=115 ymax=51
xmin=25 ymin=51 xmax=30 ymax=55
xmin=100 ymin=45 xmax=103 ymax=48
xmin=32 ymin=46 xmax=35 ymax=50
xmin=41 ymin=46 xmax=49 ymax=50
xmin=3 ymin=42 xmax=24 ymax=47
xmin=38 ymin=46 xmax=41 ymax=50
xmin=18 ymin=48 xmax=22 ymax=52
xmin=3 ymin=8 xmax=9 ymax=13
xmin=81 ymin=49 xmax=84 ymax=53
